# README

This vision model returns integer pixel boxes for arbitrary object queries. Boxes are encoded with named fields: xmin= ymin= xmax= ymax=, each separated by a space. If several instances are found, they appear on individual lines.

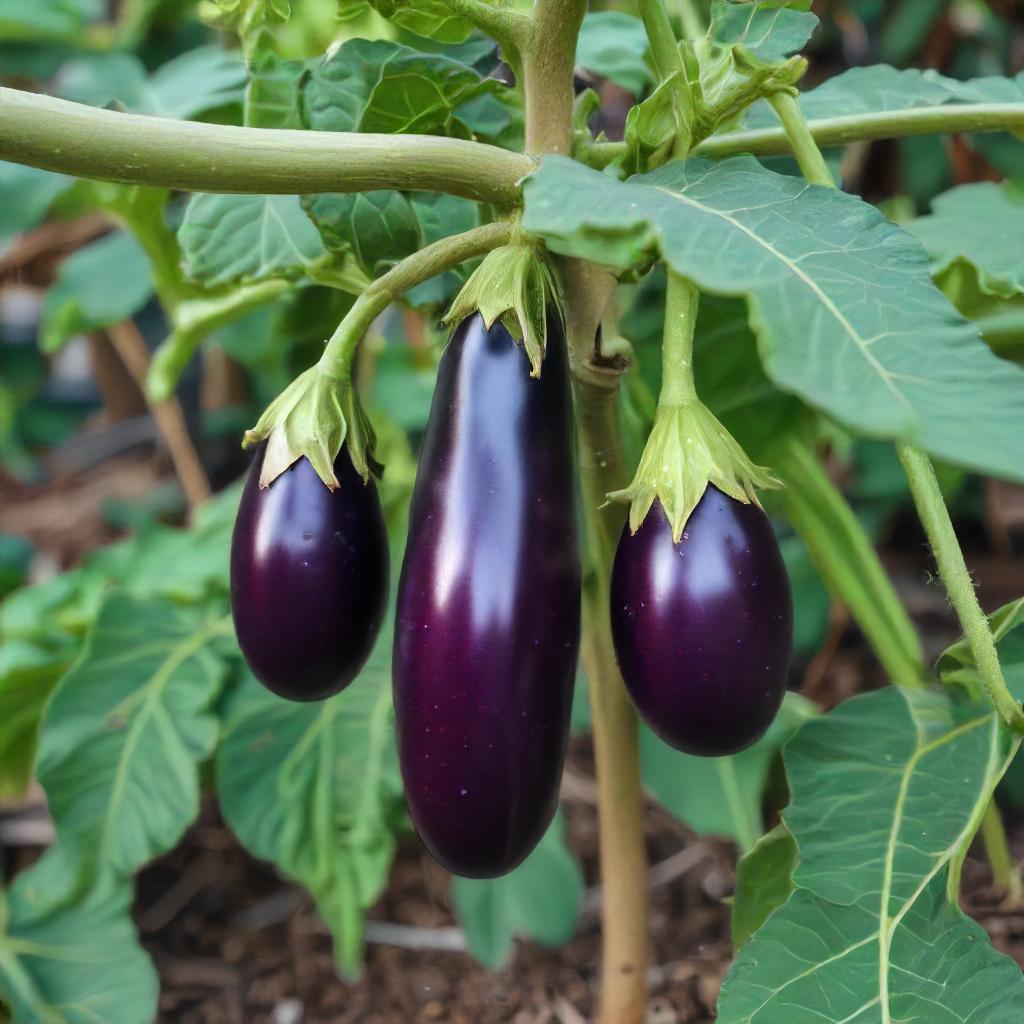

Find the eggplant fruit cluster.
xmin=231 ymin=311 xmax=792 ymax=879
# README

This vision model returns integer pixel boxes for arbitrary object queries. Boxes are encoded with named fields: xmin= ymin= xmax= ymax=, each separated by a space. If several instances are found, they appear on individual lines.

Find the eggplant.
xmin=610 ymin=488 xmax=792 ymax=756
xmin=231 ymin=443 xmax=389 ymax=701
xmin=394 ymin=313 xmax=580 ymax=878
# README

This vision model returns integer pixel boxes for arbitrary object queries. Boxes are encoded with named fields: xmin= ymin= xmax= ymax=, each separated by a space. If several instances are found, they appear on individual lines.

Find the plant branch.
xmin=767 ymin=91 xmax=833 ymax=186
xmin=659 ymin=271 xmax=699 ymax=405
xmin=698 ymin=102 xmax=1024 ymax=159
xmin=897 ymin=445 xmax=1024 ymax=733
xmin=0 ymin=87 xmax=532 ymax=207
xmin=318 ymin=221 xmax=512 ymax=381
xmin=447 ymin=0 xmax=530 ymax=54
xmin=522 ymin=0 xmax=586 ymax=153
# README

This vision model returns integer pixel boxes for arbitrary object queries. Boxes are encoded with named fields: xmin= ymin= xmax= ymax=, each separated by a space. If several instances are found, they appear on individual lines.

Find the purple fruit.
xmin=231 ymin=443 xmax=388 ymax=701
xmin=393 ymin=313 xmax=580 ymax=878
xmin=610 ymin=489 xmax=792 ymax=756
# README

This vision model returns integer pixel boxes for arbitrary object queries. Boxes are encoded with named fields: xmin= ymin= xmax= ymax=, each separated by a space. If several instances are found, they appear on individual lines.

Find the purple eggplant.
xmin=393 ymin=313 xmax=580 ymax=878
xmin=231 ymin=443 xmax=388 ymax=701
xmin=610 ymin=489 xmax=792 ymax=756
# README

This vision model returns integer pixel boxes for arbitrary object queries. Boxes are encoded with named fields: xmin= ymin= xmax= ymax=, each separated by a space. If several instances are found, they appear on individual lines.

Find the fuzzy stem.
xmin=447 ymin=0 xmax=530 ymax=54
xmin=772 ymin=435 xmax=925 ymax=687
xmin=659 ymin=272 xmax=700 ymax=406
xmin=318 ymin=221 xmax=512 ymax=381
xmin=0 ymin=87 xmax=532 ymax=207
xmin=897 ymin=445 xmax=1024 ymax=733
xmin=767 ymin=91 xmax=834 ymax=187
xmin=981 ymin=800 xmax=1023 ymax=903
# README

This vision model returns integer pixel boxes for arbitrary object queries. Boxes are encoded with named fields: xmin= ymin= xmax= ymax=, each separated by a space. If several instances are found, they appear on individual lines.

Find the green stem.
xmin=448 ymin=0 xmax=530 ymax=55
xmin=897 ymin=444 xmax=1024 ymax=733
xmin=522 ymin=0 xmax=585 ymax=153
xmin=981 ymin=799 xmax=1023 ymax=903
xmin=318 ymin=221 xmax=512 ymax=381
xmin=635 ymin=0 xmax=696 ymax=155
xmin=659 ymin=272 xmax=699 ymax=405
xmin=698 ymin=102 xmax=1024 ymax=159
xmin=772 ymin=435 xmax=925 ymax=686
xmin=767 ymin=91 xmax=834 ymax=187
xmin=0 ymin=87 xmax=532 ymax=207
xmin=676 ymin=0 xmax=705 ymax=42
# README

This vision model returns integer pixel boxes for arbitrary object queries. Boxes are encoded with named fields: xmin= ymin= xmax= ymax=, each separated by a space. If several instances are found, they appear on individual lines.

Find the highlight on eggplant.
xmin=610 ymin=487 xmax=792 ymax=757
xmin=230 ymin=442 xmax=389 ymax=702
xmin=393 ymin=312 xmax=580 ymax=879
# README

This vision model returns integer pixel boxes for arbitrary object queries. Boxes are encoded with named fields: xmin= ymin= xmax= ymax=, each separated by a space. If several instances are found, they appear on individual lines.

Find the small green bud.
xmin=608 ymin=399 xmax=780 ymax=542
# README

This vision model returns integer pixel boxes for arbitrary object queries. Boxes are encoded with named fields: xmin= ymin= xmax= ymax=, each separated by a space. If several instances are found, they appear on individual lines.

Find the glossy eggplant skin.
xmin=610 ymin=489 xmax=792 ymax=757
xmin=231 ymin=443 xmax=389 ymax=702
xmin=394 ymin=313 xmax=580 ymax=879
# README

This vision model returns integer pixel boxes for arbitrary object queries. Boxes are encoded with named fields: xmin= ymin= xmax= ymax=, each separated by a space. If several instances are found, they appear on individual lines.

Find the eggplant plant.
xmin=2 ymin=0 xmax=1024 ymax=1022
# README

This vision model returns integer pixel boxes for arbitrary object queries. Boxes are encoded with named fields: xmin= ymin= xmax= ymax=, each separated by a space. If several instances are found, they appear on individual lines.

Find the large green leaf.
xmin=730 ymin=823 xmax=797 ymax=949
xmin=709 ymin=0 xmax=817 ymax=62
xmin=523 ymin=156 xmax=1024 ymax=483
xmin=304 ymin=38 xmax=500 ymax=135
xmin=55 ymin=46 xmax=245 ymax=119
xmin=0 ymin=869 xmax=156 ymax=1024
xmin=30 ymin=594 xmax=229 ymax=906
xmin=179 ymin=194 xmax=326 ymax=286
xmin=40 ymin=231 xmax=153 ymax=353
xmin=908 ymin=181 xmax=1024 ymax=300
xmin=0 ymin=0 xmax=93 ymax=37
xmin=717 ymin=686 xmax=1024 ymax=1021
xmin=217 ymin=631 xmax=404 ymax=977
xmin=642 ymin=693 xmax=815 ymax=853
xmin=452 ymin=811 xmax=583 ymax=969
xmin=576 ymin=11 xmax=652 ymax=96
xmin=742 ymin=65 xmax=1024 ymax=129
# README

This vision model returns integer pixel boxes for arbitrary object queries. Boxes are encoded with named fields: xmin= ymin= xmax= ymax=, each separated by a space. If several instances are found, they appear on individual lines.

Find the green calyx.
xmin=242 ymin=365 xmax=378 ymax=489
xmin=608 ymin=399 xmax=781 ymax=542
xmin=443 ymin=242 xmax=563 ymax=377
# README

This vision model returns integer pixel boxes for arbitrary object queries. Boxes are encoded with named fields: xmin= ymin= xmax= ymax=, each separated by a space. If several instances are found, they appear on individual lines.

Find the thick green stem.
xmin=659 ymin=272 xmax=699 ymax=405
xmin=676 ymin=0 xmax=704 ymax=41
xmin=448 ymin=0 xmax=530 ymax=55
xmin=636 ymin=0 xmax=696 ymax=155
xmin=772 ymin=435 xmax=925 ymax=686
xmin=767 ymin=91 xmax=834 ymax=187
xmin=897 ymin=445 xmax=1024 ymax=733
xmin=318 ymin=221 xmax=512 ymax=381
xmin=0 ymin=87 xmax=532 ymax=206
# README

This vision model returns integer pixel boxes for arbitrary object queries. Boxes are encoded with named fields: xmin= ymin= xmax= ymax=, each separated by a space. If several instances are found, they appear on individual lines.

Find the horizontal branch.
xmin=697 ymin=102 xmax=1024 ymax=159
xmin=0 ymin=87 xmax=533 ymax=206
xmin=579 ymin=103 xmax=1024 ymax=167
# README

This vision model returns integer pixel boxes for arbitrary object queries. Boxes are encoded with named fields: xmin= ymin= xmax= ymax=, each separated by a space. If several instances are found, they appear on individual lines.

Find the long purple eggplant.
xmin=393 ymin=313 xmax=580 ymax=878
xmin=610 ymin=489 xmax=792 ymax=756
xmin=231 ymin=443 xmax=388 ymax=701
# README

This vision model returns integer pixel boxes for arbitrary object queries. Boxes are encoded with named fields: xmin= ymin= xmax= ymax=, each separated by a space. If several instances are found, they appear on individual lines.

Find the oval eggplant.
xmin=610 ymin=488 xmax=792 ymax=757
xmin=394 ymin=313 xmax=580 ymax=879
xmin=231 ymin=443 xmax=389 ymax=701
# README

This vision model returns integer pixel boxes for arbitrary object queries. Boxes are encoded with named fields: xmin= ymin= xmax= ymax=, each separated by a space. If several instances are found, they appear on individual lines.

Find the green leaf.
xmin=0 ymin=0 xmax=90 ymax=37
xmin=304 ymin=38 xmax=500 ymax=135
xmin=217 ymin=631 xmax=404 ymax=977
xmin=730 ymin=823 xmax=797 ymax=949
xmin=908 ymin=181 xmax=1024 ymax=300
xmin=365 ymin=0 xmax=474 ymax=43
xmin=0 ymin=163 xmax=70 ymax=257
xmin=31 ymin=594 xmax=229 ymax=905
xmin=0 ymin=869 xmax=157 ymax=1024
xmin=938 ymin=599 xmax=1024 ymax=702
xmin=576 ymin=11 xmax=653 ymax=96
xmin=717 ymin=686 xmax=1024 ymax=1022
xmin=743 ymin=65 xmax=1024 ymax=129
xmin=56 ymin=46 xmax=245 ymax=119
xmin=179 ymin=194 xmax=326 ymax=286
xmin=523 ymin=156 xmax=1024 ymax=484
xmin=452 ymin=811 xmax=583 ymax=969
xmin=40 ymin=231 xmax=153 ymax=353
xmin=642 ymin=693 xmax=815 ymax=852
xmin=301 ymin=191 xmax=421 ymax=277
xmin=245 ymin=51 xmax=309 ymax=128
xmin=710 ymin=0 xmax=818 ymax=62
